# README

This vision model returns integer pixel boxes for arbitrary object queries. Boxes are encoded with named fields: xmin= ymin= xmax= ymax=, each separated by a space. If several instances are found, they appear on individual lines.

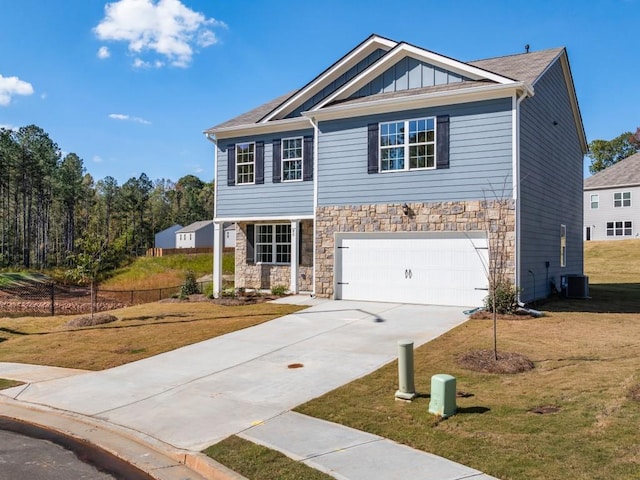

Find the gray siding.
xmin=287 ymin=49 xmax=386 ymax=118
xmin=519 ymin=59 xmax=584 ymax=302
xmin=583 ymin=186 xmax=640 ymax=240
xmin=317 ymin=98 xmax=513 ymax=206
xmin=353 ymin=57 xmax=470 ymax=98
xmin=216 ymin=129 xmax=314 ymax=218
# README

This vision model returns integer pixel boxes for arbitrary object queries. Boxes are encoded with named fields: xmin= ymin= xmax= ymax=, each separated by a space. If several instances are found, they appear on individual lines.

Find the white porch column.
xmin=213 ymin=221 xmax=223 ymax=298
xmin=290 ymin=220 xmax=299 ymax=294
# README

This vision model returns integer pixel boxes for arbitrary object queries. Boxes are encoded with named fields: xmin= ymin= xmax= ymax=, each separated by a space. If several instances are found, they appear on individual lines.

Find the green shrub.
xmin=484 ymin=282 xmax=518 ymax=314
xmin=271 ymin=285 xmax=288 ymax=296
xmin=180 ymin=270 xmax=201 ymax=298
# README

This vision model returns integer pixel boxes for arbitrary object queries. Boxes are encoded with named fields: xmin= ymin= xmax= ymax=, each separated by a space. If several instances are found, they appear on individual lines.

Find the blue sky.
xmin=0 ymin=0 xmax=637 ymax=184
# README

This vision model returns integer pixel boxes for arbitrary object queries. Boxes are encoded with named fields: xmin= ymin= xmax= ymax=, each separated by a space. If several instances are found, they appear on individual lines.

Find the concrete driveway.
xmin=2 ymin=299 xmax=468 ymax=452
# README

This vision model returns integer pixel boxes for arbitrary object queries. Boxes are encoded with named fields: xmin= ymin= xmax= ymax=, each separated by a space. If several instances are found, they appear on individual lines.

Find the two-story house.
xmin=205 ymin=34 xmax=586 ymax=306
xmin=584 ymin=152 xmax=640 ymax=241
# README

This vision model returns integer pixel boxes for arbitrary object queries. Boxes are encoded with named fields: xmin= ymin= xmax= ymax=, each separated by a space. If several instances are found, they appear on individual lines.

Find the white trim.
xmin=290 ymin=220 xmax=299 ymax=293
xmin=215 ymin=215 xmax=314 ymax=223
xmin=313 ymin=43 xmax=518 ymax=111
xmin=210 ymin=117 xmax=309 ymax=140
xmin=261 ymin=35 xmax=397 ymax=122
xmin=309 ymin=116 xmax=319 ymax=297
xmin=303 ymin=83 xmax=530 ymax=122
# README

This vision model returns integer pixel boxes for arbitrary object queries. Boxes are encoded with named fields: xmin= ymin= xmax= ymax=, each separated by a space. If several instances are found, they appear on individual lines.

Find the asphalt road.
xmin=0 ymin=429 xmax=116 ymax=480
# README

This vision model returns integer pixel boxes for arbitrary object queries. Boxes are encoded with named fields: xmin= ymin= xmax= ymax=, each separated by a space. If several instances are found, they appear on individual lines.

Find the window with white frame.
xmin=236 ymin=142 xmax=255 ymax=184
xmin=613 ymin=191 xmax=631 ymax=207
xmin=606 ymin=221 xmax=632 ymax=237
xmin=282 ymin=137 xmax=303 ymax=181
xmin=560 ymin=224 xmax=567 ymax=267
xmin=255 ymin=224 xmax=291 ymax=264
xmin=380 ymin=117 xmax=435 ymax=172
xmin=590 ymin=194 xmax=599 ymax=209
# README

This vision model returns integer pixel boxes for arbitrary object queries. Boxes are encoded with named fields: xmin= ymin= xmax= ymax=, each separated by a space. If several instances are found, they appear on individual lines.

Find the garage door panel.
xmin=336 ymin=233 xmax=488 ymax=307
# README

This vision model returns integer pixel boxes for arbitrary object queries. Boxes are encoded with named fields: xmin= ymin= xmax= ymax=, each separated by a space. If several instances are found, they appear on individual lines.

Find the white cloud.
xmin=94 ymin=0 xmax=226 ymax=68
xmin=0 ymin=124 xmax=18 ymax=131
xmin=93 ymin=155 xmax=103 ymax=163
xmin=97 ymin=46 xmax=111 ymax=59
xmin=0 ymin=75 xmax=34 ymax=106
xmin=108 ymin=113 xmax=151 ymax=125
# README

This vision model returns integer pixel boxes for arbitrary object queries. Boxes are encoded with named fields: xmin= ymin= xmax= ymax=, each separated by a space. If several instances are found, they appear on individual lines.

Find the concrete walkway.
xmin=1 ymin=298 xmax=497 ymax=480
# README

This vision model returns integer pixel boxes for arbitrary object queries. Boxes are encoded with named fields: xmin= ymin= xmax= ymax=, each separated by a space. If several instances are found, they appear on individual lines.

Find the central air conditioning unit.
xmin=562 ymin=275 xmax=589 ymax=299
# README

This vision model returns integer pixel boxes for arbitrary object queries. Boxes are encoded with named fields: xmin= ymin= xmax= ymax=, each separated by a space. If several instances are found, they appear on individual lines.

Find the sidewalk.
xmin=1 ymin=297 xmax=498 ymax=479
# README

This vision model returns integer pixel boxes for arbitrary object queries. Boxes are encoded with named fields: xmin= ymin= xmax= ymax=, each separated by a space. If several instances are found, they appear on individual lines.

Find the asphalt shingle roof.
xmin=584 ymin=152 xmax=640 ymax=189
xmin=177 ymin=220 xmax=214 ymax=233
xmin=209 ymin=42 xmax=564 ymax=131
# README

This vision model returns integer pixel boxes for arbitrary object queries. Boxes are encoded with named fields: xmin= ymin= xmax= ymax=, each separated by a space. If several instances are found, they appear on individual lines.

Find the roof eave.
xmin=206 ymin=117 xmax=311 ymax=140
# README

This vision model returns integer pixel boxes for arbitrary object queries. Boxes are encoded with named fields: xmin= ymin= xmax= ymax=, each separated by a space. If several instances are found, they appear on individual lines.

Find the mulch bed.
xmin=159 ymin=293 xmax=282 ymax=306
xmin=457 ymin=349 xmax=535 ymax=374
xmin=469 ymin=310 xmax=538 ymax=321
xmin=66 ymin=313 xmax=118 ymax=328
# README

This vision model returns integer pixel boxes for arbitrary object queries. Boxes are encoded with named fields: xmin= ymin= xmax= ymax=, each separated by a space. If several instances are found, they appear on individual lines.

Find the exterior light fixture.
xmin=402 ymin=203 xmax=409 ymax=215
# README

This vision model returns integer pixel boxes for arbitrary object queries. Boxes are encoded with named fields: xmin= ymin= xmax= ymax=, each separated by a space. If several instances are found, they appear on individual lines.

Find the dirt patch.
xmin=66 ymin=313 xmax=118 ymax=328
xmin=457 ymin=350 xmax=535 ymax=374
xmin=629 ymin=384 xmax=640 ymax=402
xmin=529 ymin=405 xmax=561 ymax=414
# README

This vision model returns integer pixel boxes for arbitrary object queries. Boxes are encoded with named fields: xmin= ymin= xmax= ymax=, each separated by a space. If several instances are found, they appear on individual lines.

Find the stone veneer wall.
xmin=315 ymin=201 xmax=516 ymax=298
xmin=235 ymin=220 xmax=314 ymax=292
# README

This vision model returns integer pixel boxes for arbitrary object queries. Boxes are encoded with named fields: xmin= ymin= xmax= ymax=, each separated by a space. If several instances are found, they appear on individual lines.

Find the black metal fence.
xmin=0 ymin=281 xmax=214 ymax=316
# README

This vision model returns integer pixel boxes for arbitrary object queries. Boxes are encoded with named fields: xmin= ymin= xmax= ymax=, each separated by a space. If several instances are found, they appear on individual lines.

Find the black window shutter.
xmin=227 ymin=144 xmax=236 ymax=186
xmin=436 ymin=115 xmax=450 ymax=169
xmin=272 ymin=139 xmax=281 ymax=183
xmin=298 ymin=222 xmax=303 ymax=265
xmin=255 ymin=141 xmax=265 ymax=184
xmin=367 ymin=123 xmax=379 ymax=174
xmin=246 ymin=224 xmax=255 ymax=264
xmin=303 ymin=135 xmax=313 ymax=181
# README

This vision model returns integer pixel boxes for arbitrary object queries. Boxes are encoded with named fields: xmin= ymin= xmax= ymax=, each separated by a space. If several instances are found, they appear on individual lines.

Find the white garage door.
xmin=335 ymin=232 xmax=488 ymax=307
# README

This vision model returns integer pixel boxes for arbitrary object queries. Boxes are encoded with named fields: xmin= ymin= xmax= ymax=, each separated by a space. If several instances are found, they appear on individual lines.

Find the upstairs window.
xmin=379 ymin=117 xmax=436 ymax=172
xmin=607 ymin=221 xmax=632 ymax=237
xmin=590 ymin=194 xmax=599 ymax=209
xmin=614 ymin=191 xmax=631 ymax=208
xmin=236 ymin=142 xmax=255 ymax=185
xmin=282 ymin=137 xmax=303 ymax=181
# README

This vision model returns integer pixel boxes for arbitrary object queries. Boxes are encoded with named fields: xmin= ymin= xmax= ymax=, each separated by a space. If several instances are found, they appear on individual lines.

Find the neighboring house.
xmin=224 ymin=223 xmax=236 ymax=248
xmin=584 ymin=152 xmax=640 ymax=241
xmin=154 ymin=224 xmax=182 ymax=248
xmin=176 ymin=220 xmax=214 ymax=249
xmin=205 ymin=34 xmax=586 ymax=305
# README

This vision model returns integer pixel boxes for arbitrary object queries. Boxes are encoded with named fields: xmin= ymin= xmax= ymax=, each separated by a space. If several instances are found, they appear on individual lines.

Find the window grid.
xmin=613 ymin=191 xmax=631 ymax=208
xmin=282 ymin=137 xmax=303 ymax=181
xmin=255 ymin=224 xmax=291 ymax=264
xmin=606 ymin=221 xmax=632 ymax=237
xmin=236 ymin=142 xmax=255 ymax=184
xmin=380 ymin=117 xmax=436 ymax=172
xmin=590 ymin=194 xmax=599 ymax=209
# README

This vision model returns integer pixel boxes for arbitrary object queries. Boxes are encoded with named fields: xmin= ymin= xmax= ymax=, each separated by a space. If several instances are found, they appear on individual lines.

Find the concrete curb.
xmin=0 ymin=396 xmax=246 ymax=480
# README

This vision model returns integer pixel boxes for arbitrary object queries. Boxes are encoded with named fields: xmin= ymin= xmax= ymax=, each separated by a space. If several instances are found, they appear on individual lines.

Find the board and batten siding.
xmin=583 ymin=185 xmax=640 ymax=240
xmin=317 ymin=98 xmax=513 ymax=206
xmin=352 ymin=57 xmax=470 ymax=98
xmin=519 ymin=58 xmax=584 ymax=302
xmin=216 ymin=130 xmax=314 ymax=219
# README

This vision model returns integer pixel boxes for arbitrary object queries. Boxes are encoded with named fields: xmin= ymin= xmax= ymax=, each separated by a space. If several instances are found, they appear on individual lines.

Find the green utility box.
xmin=428 ymin=374 xmax=457 ymax=418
